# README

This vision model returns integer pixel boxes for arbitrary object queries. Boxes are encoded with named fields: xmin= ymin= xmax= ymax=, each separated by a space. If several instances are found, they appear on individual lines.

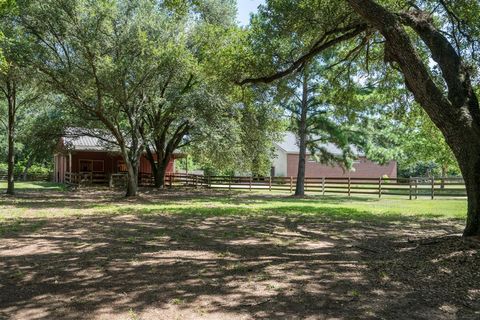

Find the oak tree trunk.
xmin=121 ymin=146 xmax=142 ymax=197
xmin=346 ymin=0 xmax=480 ymax=236
xmin=154 ymin=159 xmax=169 ymax=189
xmin=146 ymin=147 xmax=171 ymax=189
xmin=464 ymin=178 xmax=480 ymax=236
xmin=125 ymin=163 xmax=138 ymax=197
xmin=454 ymin=141 xmax=480 ymax=236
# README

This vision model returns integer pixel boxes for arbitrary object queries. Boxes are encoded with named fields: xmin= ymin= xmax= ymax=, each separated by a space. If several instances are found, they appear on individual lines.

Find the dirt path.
xmin=0 ymin=190 xmax=479 ymax=319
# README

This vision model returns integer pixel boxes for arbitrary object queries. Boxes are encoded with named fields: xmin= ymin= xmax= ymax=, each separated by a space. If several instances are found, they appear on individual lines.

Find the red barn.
xmin=54 ymin=132 xmax=182 ymax=184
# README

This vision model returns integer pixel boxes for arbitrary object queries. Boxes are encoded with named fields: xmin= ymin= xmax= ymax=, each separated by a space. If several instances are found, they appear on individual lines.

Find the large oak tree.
xmin=241 ymin=0 xmax=480 ymax=236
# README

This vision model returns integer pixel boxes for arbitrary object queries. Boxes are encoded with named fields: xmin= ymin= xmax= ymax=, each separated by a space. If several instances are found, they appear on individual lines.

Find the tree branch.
xmin=238 ymin=23 xmax=368 ymax=85
xmin=346 ymin=0 xmax=457 ymax=131
xmin=397 ymin=10 xmax=479 ymax=114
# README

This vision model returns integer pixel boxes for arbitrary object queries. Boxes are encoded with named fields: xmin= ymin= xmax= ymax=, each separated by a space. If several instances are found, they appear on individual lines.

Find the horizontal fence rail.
xmin=65 ymin=172 xmax=108 ymax=186
xmin=63 ymin=172 xmax=466 ymax=199
xmin=0 ymin=171 xmax=52 ymax=182
xmin=156 ymin=174 xmax=466 ymax=199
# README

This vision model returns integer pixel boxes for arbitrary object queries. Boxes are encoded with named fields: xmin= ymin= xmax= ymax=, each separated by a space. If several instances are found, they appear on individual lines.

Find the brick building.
xmin=271 ymin=132 xmax=397 ymax=178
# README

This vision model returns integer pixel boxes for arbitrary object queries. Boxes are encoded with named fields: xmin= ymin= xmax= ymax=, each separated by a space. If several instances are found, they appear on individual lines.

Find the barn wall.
xmin=139 ymin=155 xmax=176 ymax=174
xmin=54 ymin=154 xmax=67 ymax=183
xmin=286 ymin=154 xmax=397 ymax=179
xmin=68 ymin=151 xmax=177 ymax=175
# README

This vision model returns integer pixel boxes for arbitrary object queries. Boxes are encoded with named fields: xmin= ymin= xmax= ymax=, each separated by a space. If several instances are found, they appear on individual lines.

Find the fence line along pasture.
xmin=0 ymin=171 xmax=51 ymax=182
xmin=158 ymin=174 xmax=466 ymax=199
xmin=60 ymin=172 xmax=466 ymax=199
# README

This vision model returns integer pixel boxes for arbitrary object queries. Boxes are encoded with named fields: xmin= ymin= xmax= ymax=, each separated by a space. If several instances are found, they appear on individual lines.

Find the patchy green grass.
xmin=0 ymin=181 xmax=67 ymax=192
xmin=0 ymin=187 xmax=467 ymax=223
xmin=94 ymin=196 xmax=467 ymax=221
xmin=0 ymin=218 xmax=47 ymax=237
xmin=0 ymin=188 xmax=476 ymax=320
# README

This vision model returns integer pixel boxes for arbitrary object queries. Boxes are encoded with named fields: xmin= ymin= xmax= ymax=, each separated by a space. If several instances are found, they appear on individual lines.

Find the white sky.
xmin=237 ymin=0 xmax=265 ymax=26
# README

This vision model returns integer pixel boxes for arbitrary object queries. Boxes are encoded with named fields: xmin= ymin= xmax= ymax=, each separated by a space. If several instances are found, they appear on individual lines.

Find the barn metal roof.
xmin=63 ymin=135 xmax=118 ymax=151
xmin=275 ymin=132 xmax=363 ymax=156
xmin=61 ymin=128 xmax=182 ymax=154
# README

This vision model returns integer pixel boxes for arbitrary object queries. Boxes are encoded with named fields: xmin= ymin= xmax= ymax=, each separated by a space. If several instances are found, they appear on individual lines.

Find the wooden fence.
xmin=65 ymin=172 xmax=108 ymax=185
xmin=63 ymin=172 xmax=466 ymax=199
xmin=159 ymin=174 xmax=467 ymax=199
xmin=0 ymin=171 xmax=51 ymax=182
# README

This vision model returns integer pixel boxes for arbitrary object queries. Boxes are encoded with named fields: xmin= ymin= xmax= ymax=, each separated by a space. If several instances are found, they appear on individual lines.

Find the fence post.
xmin=415 ymin=179 xmax=418 ymax=199
xmin=290 ymin=176 xmax=293 ymax=193
xmin=409 ymin=177 xmax=412 ymax=200
xmin=431 ymin=177 xmax=435 ymax=200
xmin=348 ymin=177 xmax=351 ymax=197
xmin=249 ymin=176 xmax=252 ymax=191
xmin=322 ymin=177 xmax=326 ymax=195
xmin=229 ymin=176 xmax=232 ymax=190
xmin=269 ymin=176 xmax=272 ymax=191
xmin=378 ymin=177 xmax=382 ymax=198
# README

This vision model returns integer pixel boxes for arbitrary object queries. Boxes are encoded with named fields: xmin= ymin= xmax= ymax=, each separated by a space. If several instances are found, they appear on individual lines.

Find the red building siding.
xmin=54 ymin=151 xmax=178 ymax=183
xmin=286 ymin=154 xmax=397 ymax=178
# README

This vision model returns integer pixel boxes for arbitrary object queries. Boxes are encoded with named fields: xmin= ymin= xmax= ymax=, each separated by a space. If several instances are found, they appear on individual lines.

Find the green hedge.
xmin=0 ymin=163 xmax=52 ymax=181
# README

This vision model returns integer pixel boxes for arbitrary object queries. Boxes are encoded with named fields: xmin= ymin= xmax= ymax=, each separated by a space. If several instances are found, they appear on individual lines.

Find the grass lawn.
xmin=0 ymin=182 xmax=467 ymax=221
xmin=0 ymin=183 xmax=478 ymax=320
xmin=0 ymin=181 xmax=66 ymax=191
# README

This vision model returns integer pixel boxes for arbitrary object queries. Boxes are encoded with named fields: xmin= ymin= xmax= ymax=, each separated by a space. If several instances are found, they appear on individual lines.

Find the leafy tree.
xmin=0 ymin=0 xmax=16 ymax=65
xmin=240 ymin=0 xmax=480 ymax=236
xmin=15 ymin=99 xmax=68 ymax=179
xmin=138 ymin=8 xmax=240 ymax=188
xmin=399 ymin=108 xmax=460 ymax=178
xmin=239 ymin=89 xmax=284 ymax=177
xmin=21 ymin=0 xmax=163 ymax=196
xmin=277 ymin=61 xmax=363 ymax=196
xmin=22 ymin=0 xmax=243 ymax=195
xmin=0 ymin=2 xmax=39 ymax=194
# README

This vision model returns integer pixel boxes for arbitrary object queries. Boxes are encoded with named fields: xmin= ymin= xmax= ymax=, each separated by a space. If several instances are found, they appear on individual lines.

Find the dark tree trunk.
xmin=125 ymin=161 xmax=138 ymax=197
xmin=464 ymin=175 xmax=480 ymax=236
xmin=347 ymin=0 xmax=480 ymax=236
xmin=454 ymin=142 xmax=480 ymax=236
xmin=154 ymin=160 xmax=169 ymax=189
xmin=6 ymin=95 xmax=15 ymax=195
xmin=295 ymin=70 xmax=309 ymax=197
xmin=143 ymin=122 xmax=190 ymax=189
xmin=145 ymin=146 xmax=171 ymax=189
xmin=122 ymin=148 xmax=141 ymax=197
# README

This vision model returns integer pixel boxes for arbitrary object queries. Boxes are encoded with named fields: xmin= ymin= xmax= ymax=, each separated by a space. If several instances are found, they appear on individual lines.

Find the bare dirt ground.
xmin=0 ymin=188 xmax=479 ymax=320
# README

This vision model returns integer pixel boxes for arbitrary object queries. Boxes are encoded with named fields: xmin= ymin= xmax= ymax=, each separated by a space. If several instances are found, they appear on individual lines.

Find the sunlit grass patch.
xmin=0 ymin=181 xmax=67 ymax=192
xmin=0 ymin=189 xmax=467 ymax=233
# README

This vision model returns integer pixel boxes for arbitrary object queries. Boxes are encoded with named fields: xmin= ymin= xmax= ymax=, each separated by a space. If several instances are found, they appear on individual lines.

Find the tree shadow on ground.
xmin=0 ymin=187 xmax=384 ymax=215
xmin=0 ymin=190 xmax=478 ymax=320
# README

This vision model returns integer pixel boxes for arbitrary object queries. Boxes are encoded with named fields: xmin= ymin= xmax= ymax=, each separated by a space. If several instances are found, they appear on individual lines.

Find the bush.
xmin=0 ymin=162 xmax=52 ymax=181
xmin=24 ymin=164 xmax=51 ymax=176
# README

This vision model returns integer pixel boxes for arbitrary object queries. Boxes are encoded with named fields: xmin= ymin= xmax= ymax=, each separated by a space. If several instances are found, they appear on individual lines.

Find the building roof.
xmin=274 ymin=132 xmax=363 ymax=156
xmin=61 ymin=128 xmax=182 ymax=154
xmin=63 ymin=135 xmax=117 ymax=151
xmin=62 ymin=128 xmax=118 ymax=151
